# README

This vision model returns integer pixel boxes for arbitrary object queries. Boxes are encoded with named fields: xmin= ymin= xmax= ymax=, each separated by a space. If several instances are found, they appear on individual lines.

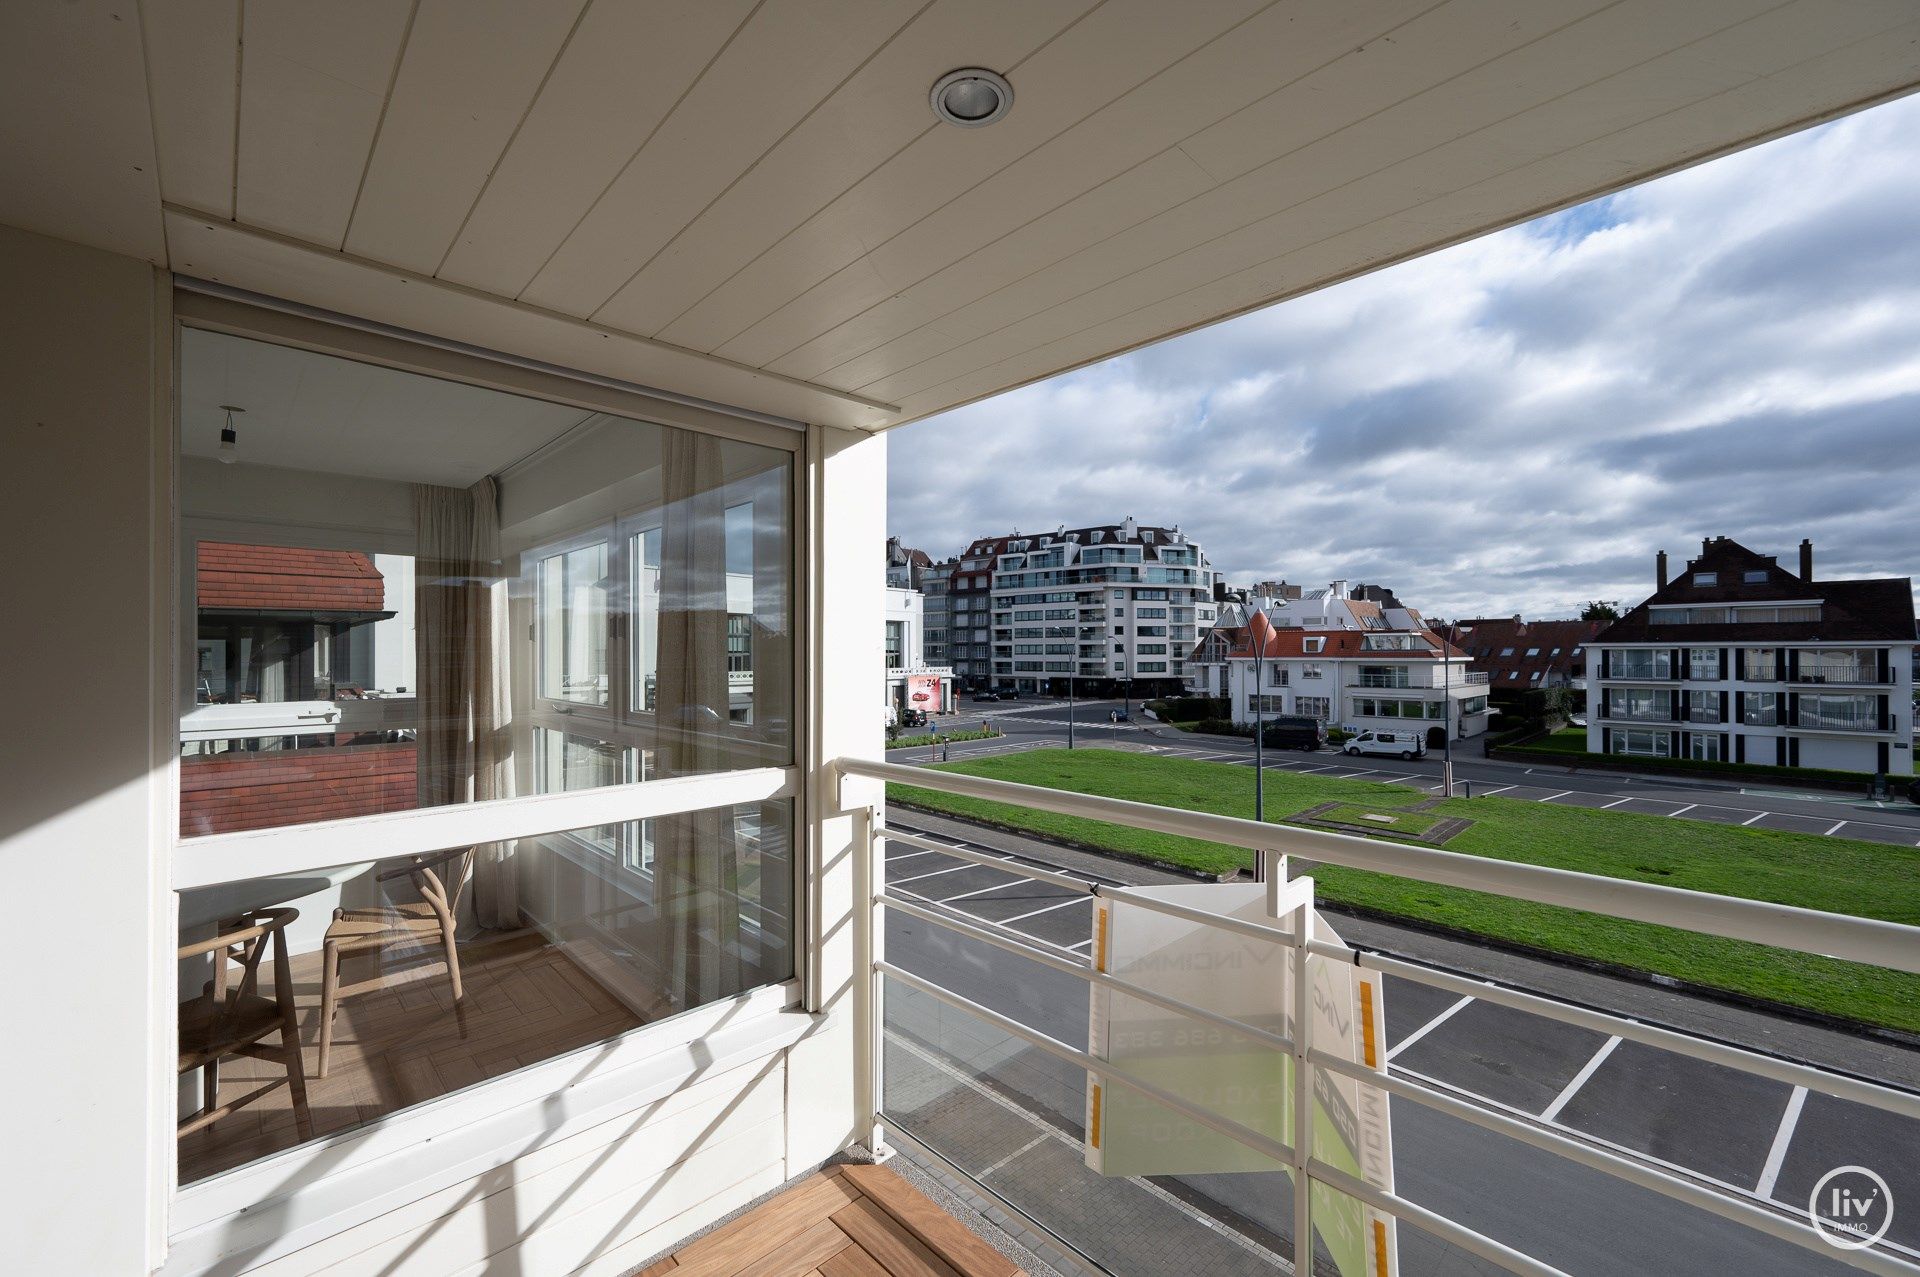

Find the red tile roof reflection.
xmin=197 ymin=541 xmax=387 ymax=613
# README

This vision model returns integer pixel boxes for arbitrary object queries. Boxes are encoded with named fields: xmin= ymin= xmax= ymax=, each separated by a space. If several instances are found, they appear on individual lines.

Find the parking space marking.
xmin=1295 ymin=764 xmax=1336 ymax=774
xmin=1668 ymin=804 xmax=1697 ymax=818
xmin=1479 ymin=784 xmax=1516 ymax=796
xmin=1068 ymin=938 xmax=1093 ymax=952
xmin=995 ymin=896 xmax=1086 ymax=927
xmin=1387 ymin=995 xmax=1473 ymax=1061
xmin=1600 ymin=797 xmax=1633 ymax=809
xmin=890 ymin=862 xmax=979 ymax=887
xmin=933 ymin=876 xmax=1032 ymax=905
xmin=1540 ymin=1036 xmax=1621 ymax=1123
xmin=1824 ymin=820 xmax=1847 ymax=836
xmin=1537 ymin=791 xmax=1574 ymax=803
xmin=1741 ymin=812 xmax=1767 ymax=825
xmin=1754 ymin=1086 xmax=1807 ymax=1200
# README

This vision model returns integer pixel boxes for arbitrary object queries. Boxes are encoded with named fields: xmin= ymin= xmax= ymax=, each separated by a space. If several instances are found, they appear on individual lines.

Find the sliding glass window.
xmin=174 ymin=325 xmax=797 ymax=1187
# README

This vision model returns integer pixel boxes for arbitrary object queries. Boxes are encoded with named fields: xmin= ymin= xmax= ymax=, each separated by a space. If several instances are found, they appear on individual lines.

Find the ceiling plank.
xmin=0 ymin=2 xmax=163 ymax=261
xmin=435 ymin=0 xmax=755 ymax=298
xmin=660 ymin=0 xmax=1273 ymax=360
xmin=344 ymin=0 xmax=588 ymax=274
xmin=590 ymin=0 xmax=1093 ymax=340
xmin=762 ymin=0 xmax=1466 ymax=386
xmin=519 ymin=0 xmax=926 ymax=320
xmin=165 ymin=210 xmax=900 ymax=431
xmin=235 ymin=0 xmax=414 ymax=248
xmin=142 ymin=0 xmax=240 ymax=219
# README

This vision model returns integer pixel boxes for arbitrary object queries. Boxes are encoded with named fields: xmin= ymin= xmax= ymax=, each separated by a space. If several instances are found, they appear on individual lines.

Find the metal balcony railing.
xmin=838 ymin=755 xmax=1920 ymax=1277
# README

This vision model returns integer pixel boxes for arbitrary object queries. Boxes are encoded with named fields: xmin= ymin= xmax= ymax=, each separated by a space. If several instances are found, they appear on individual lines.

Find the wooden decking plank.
xmin=828 ymin=1198 xmax=962 ymax=1277
xmin=734 ymin=1219 xmax=856 ymax=1277
xmin=818 ymin=1244 xmax=893 ymax=1277
xmin=672 ymin=1172 xmax=861 ymax=1277
xmin=838 ymin=1164 xmax=1020 ymax=1277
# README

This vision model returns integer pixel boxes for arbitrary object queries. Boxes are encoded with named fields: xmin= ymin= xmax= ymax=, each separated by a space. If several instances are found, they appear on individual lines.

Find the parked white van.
xmin=1344 ymin=729 xmax=1427 ymax=759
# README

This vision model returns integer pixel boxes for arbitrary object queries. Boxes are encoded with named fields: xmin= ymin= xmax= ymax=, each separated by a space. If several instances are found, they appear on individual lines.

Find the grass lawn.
xmin=1527 ymin=727 xmax=1589 ymax=754
xmin=1311 ymin=803 xmax=1442 ymax=836
xmin=886 ymin=749 xmax=1920 ymax=1032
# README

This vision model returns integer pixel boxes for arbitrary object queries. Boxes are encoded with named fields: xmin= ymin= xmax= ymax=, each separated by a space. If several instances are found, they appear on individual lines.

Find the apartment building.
xmin=962 ymin=518 xmax=1216 ymax=696
xmin=883 ymin=586 xmax=954 ymax=718
xmin=1193 ymin=584 xmax=1490 ymax=739
xmin=1587 ymin=538 xmax=1916 ymax=773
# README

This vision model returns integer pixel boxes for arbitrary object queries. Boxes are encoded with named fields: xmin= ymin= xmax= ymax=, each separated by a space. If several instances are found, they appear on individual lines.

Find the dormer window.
xmin=1743 ymin=570 xmax=1767 ymax=583
xmin=1694 ymin=572 xmax=1718 ymax=586
xmin=1142 ymin=530 xmax=1155 ymax=543
xmin=1090 ymin=530 xmax=1104 ymax=543
xmin=1303 ymin=637 xmax=1325 ymax=654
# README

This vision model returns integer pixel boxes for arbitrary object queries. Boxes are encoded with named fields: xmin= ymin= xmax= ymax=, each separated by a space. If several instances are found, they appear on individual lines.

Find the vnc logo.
xmin=1809 ymin=1165 xmax=1893 ymax=1250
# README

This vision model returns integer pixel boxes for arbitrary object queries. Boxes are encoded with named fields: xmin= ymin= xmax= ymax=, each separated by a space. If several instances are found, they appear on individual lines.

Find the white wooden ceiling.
xmin=5 ymin=1 xmax=1918 ymax=430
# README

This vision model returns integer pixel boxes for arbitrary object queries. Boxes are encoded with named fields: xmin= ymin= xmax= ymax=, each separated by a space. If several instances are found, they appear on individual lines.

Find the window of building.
xmin=1251 ymin=694 xmax=1288 ymax=714
xmin=1296 ymin=696 xmax=1331 ymax=719
xmin=1137 ymin=661 xmax=1167 ymax=672
xmin=1499 ymin=646 xmax=1515 ymax=656
xmin=1303 ymin=637 xmax=1325 ymax=653
xmin=1744 ymin=569 xmax=1768 ymax=583
xmin=1688 ymin=649 xmax=1721 ymax=680
xmin=885 ymin=621 xmax=904 ymax=670
xmin=175 ymin=324 xmax=798 ymax=1189
xmin=1797 ymin=693 xmax=1878 ymax=731
xmin=1610 ymin=728 xmax=1672 ymax=757
xmin=1525 ymin=647 xmax=1540 ymax=657
xmin=1741 ymin=691 xmax=1779 ymax=725
xmin=1689 ymin=733 xmax=1723 ymax=762
xmin=1694 ymin=572 xmax=1718 ymax=585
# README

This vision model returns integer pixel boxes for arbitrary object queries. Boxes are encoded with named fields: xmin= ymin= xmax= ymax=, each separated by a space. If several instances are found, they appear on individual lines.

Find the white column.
xmin=787 ymin=423 xmax=886 ymax=1167
xmin=0 ymin=224 xmax=171 ymax=1273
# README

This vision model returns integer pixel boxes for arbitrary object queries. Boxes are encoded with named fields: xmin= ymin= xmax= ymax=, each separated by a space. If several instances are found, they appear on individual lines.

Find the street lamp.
xmin=1253 ymin=637 xmax=1266 ymax=826
xmin=1440 ymin=632 xmax=1455 ymax=798
xmin=1046 ymin=625 xmax=1076 ymax=749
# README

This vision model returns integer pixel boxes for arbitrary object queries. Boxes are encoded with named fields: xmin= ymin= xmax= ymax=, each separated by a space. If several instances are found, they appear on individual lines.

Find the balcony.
xmin=844 ymin=758 xmax=1920 ymax=1277
xmin=1790 ymin=668 xmax=1891 ymax=687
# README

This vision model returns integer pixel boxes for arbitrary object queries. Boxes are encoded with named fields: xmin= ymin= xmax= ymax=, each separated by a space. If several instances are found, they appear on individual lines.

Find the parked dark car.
xmin=996 ymin=687 xmax=1021 ymax=700
xmin=900 ymin=707 xmax=928 ymax=728
xmin=1260 ymin=715 xmax=1327 ymax=751
xmin=970 ymin=690 xmax=1000 ymax=702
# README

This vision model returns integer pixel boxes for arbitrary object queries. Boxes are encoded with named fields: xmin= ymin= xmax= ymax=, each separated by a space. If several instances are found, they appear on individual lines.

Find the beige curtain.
xmin=651 ymin=432 xmax=742 ymax=1009
xmin=414 ymin=476 xmax=518 ymax=928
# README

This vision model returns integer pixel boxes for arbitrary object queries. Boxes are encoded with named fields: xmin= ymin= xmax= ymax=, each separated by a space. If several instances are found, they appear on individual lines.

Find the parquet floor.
xmin=180 ymin=931 xmax=644 ymax=1182
xmin=638 ymin=1163 xmax=1023 ymax=1277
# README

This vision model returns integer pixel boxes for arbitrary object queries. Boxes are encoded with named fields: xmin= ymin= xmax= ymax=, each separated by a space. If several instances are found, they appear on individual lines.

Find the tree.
xmin=1580 ymin=599 xmax=1620 ymax=621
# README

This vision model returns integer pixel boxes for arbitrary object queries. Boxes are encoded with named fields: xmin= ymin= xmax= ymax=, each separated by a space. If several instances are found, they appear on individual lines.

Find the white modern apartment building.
xmin=9 ymin=8 xmax=1920 ymax=1277
xmin=968 ymin=519 xmax=1216 ymax=695
xmin=1192 ymin=584 xmax=1491 ymax=740
xmin=883 ymin=586 xmax=954 ymax=718
xmin=1587 ymin=538 xmax=1916 ymax=774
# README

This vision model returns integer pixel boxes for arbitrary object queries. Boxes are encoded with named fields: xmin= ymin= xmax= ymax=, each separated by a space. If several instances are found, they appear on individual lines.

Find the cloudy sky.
xmin=886 ymin=94 xmax=1920 ymax=621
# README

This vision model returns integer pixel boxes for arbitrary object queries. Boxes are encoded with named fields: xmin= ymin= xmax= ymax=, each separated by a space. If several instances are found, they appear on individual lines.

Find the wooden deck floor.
xmin=180 ymin=931 xmax=644 ymax=1182
xmin=640 ymin=1163 xmax=1022 ymax=1277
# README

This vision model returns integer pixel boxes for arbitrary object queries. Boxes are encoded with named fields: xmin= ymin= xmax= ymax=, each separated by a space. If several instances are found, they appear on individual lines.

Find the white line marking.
xmin=1668 ymin=804 xmax=1697 ymax=818
xmin=1479 ymin=784 xmax=1516 ymax=796
xmin=1295 ymin=764 xmax=1335 ymax=773
xmin=1741 ymin=812 xmax=1768 ymax=826
xmin=992 ymin=896 xmax=1088 ymax=927
xmin=889 ymin=863 xmax=976 ymax=886
xmin=1824 ymin=820 xmax=1847 ymax=836
xmin=1755 ymin=1086 xmax=1808 ymax=1200
xmin=1537 ymin=791 xmax=1574 ymax=803
xmin=1340 ymin=768 xmax=1381 ymax=778
xmin=933 ymin=876 xmax=1031 ymax=905
xmin=1386 ymin=995 xmax=1473 ymax=1061
xmin=1540 ymin=1036 xmax=1621 ymax=1123
xmin=1068 ymin=938 xmax=1093 ymax=952
xmin=1600 ymin=797 xmax=1634 ymax=809
xmin=884 ymin=848 xmax=939 ymax=863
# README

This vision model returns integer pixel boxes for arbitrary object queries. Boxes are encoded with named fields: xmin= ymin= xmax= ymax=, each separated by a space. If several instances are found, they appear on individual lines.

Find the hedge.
xmin=1492 ymin=743 xmax=1889 ymax=790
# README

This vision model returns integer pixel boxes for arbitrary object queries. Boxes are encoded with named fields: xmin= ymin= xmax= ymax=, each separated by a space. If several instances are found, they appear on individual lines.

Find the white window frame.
xmin=166 ymin=295 xmax=811 ymax=1249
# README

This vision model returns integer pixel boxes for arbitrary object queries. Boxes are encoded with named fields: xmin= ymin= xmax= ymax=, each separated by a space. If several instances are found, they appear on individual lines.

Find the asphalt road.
xmin=877 ymin=818 xmax=1920 ymax=1276
xmin=899 ymin=697 xmax=1920 ymax=847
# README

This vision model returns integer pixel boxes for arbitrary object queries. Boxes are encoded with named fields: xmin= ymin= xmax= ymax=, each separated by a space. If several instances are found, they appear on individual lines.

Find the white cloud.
xmin=888 ymin=95 xmax=1920 ymax=618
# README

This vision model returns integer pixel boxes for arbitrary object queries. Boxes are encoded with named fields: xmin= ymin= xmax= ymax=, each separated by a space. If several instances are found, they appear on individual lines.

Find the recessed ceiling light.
xmin=930 ymin=68 xmax=1012 ymax=128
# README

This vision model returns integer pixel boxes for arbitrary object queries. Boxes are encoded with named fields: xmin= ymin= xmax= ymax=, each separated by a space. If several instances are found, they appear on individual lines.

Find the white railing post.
xmin=1291 ymin=900 xmax=1313 ymax=1275
xmin=859 ymin=802 xmax=892 ymax=1161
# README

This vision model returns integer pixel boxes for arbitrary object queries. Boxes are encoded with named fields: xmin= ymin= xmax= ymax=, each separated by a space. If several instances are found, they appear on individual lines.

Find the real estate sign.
xmin=1084 ymin=874 xmax=1397 ymax=1277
